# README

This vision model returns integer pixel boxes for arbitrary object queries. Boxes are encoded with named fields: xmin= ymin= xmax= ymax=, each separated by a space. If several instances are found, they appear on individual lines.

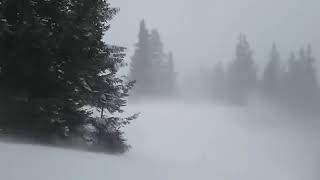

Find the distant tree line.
xmin=0 ymin=0 xmax=136 ymax=153
xmin=129 ymin=20 xmax=177 ymax=99
xmin=206 ymin=34 xmax=320 ymax=115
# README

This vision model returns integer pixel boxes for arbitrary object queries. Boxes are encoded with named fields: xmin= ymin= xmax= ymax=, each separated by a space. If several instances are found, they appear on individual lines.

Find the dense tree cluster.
xmin=0 ymin=0 xmax=136 ymax=153
xmin=262 ymin=44 xmax=319 ymax=114
xmin=129 ymin=20 xmax=177 ymax=99
xmin=207 ymin=35 xmax=320 ymax=114
xmin=194 ymin=35 xmax=258 ymax=105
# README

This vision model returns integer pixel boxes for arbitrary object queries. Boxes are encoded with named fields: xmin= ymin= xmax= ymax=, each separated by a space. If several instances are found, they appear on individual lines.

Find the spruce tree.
xmin=282 ymin=46 xmax=319 ymax=114
xmin=150 ymin=29 xmax=166 ymax=96
xmin=262 ymin=43 xmax=282 ymax=97
xmin=283 ymin=52 xmax=298 ymax=99
xmin=226 ymin=34 xmax=257 ymax=104
xmin=130 ymin=22 xmax=176 ymax=98
xmin=0 ymin=0 xmax=135 ymax=153
xmin=129 ymin=20 xmax=153 ymax=98
xmin=302 ymin=45 xmax=318 ymax=94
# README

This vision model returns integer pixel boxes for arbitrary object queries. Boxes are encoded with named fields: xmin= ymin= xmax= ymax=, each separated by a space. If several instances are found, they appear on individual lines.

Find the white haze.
xmin=107 ymin=0 xmax=320 ymax=74
xmin=2 ymin=0 xmax=320 ymax=180
xmin=1 ymin=101 xmax=320 ymax=180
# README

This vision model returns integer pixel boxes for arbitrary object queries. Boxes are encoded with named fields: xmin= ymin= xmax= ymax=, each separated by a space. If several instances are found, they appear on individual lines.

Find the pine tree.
xmin=130 ymin=22 xmax=176 ymax=99
xmin=226 ymin=34 xmax=257 ymax=104
xmin=282 ymin=46 xmax=319 ymax=114
xmin=303 ymin=45 xmax=318 ymax=93
xmin=0 ymin=0 xmax=136 ymax=153
xmin=149 ymin=29 xmax=166 ymax=96
xmin=283 ymin=52 xmax=297 ymax=99
xmin=285 ymin=47 xmax=318 ymax=97
xmin=262 ymin=43 xmax=282 ymax=97
xmin=129 ymin=20 xmax=153 ymax=98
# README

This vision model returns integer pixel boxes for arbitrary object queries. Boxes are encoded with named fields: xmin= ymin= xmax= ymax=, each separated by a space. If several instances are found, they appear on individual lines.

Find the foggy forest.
xmin=1 ymin=0 xmax=320 ymax=180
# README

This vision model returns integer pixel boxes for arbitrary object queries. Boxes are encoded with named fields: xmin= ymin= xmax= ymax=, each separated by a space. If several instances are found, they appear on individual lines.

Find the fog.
xmin=104 ymin=2 xmax=320 ymax=175
xmin=2 ymin=0 xmax=320 ymax=180
xmin=107 ymin=0 xmax=320 ymax=73
xmin=2 ymin=101 xmax=320 ymax=180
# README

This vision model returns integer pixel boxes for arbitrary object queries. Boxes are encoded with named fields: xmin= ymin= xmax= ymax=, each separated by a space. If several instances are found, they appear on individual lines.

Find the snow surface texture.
xmin=1 ymin=101 xmax=320 ymax=180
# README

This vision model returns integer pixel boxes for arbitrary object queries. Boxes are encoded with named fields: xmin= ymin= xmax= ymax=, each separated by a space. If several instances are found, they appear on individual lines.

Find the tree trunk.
xmin=100 ymin=107 xmax=104 ymax=118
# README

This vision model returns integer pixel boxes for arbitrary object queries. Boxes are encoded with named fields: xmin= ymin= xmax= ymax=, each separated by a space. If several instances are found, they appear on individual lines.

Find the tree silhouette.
xmin=226 ymin=34 xmax=257 ymax=105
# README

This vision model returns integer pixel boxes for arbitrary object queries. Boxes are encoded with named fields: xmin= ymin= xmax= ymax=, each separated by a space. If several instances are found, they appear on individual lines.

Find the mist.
xmin=1 ymin=0 xmax=320 ymax=180
xmin=2 ymin=101 xmax=320 ymax=180
xmin=110 ymin=0 xmax=320 ymax=179
xmin=108 ymin=0 xmax=320 ymax=74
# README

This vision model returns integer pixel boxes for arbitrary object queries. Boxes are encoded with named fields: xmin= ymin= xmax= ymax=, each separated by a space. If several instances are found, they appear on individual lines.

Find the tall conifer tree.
xmin=262 ymin=43 xmax=282 ymax=97
xmin=130 ymin=20 xmax=153 ymax=97
xmin=226 ymin=34 xmax=257 ymax=104
xmin=0 ymin=0 xmax=135 ymax=153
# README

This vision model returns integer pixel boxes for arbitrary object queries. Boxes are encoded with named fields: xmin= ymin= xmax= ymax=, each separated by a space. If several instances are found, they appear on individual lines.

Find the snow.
xmin=1 ymin=101 xmax=320 ymax=180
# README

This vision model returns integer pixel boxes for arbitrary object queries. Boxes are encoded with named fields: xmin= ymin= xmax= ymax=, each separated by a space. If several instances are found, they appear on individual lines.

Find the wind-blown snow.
xmin=1 ymin=101 xmax=320 ymax=180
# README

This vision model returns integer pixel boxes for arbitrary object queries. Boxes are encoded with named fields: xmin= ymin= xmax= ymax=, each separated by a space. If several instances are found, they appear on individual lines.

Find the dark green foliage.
xmin=82 ymin=113 xmax=139 ymax=154
xmin=0 ymin=0 xmax=135 ymax=153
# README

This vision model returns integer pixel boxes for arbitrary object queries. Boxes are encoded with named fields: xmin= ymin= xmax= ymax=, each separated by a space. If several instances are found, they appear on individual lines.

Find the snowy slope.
xmin=1 ymin=101 xmax=320 ymax=180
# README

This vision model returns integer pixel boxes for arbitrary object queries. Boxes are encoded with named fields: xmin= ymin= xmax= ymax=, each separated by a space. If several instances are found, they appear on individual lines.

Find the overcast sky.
xmin=106 ymin=0 xmax=320 ymax=75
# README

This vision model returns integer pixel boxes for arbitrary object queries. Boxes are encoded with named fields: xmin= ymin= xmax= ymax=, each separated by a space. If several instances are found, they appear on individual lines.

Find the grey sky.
xmin=106 ymin=0 xmax=320 ymax=74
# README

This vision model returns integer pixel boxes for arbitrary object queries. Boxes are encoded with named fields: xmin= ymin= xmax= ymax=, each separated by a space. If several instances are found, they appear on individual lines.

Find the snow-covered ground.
xmin=1 ymin=101 xmax=320 ymax=180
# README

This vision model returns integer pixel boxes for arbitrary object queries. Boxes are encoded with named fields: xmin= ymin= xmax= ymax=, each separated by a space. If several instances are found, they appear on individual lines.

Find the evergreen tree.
xmin=283 ymin=46 xmax=319 ymax=114
xmin=226 ymin=34 xmax=257 ymax=104
xmin=302 ymin=45 xmax=318 ymax=95
xmin=262 ymin=43 xmax=282 ymax=97
xmin=285 ymin=48 xmax=318 ymax=97
xmin=129 ymin=20 xmax=153 ymax=97
xmin=283 ymin=52 xmax=298 ymax=99
xmin=149 ymin=29 xmax=166 ymax=96
xmin=130 ymin=22 xmax=177 ymax=99
xmin=0 ymin=0 xmax=135 ymax=153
